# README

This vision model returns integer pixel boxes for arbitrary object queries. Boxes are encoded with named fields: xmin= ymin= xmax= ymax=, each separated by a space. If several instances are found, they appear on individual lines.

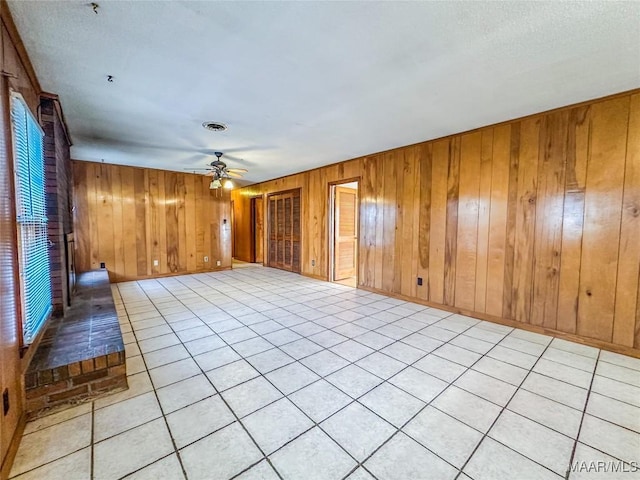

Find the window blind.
xmin=11 ymin=94 xmax=52 ymax=345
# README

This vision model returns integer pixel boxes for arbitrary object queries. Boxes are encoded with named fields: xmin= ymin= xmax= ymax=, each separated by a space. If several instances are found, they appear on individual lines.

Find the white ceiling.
xmin=8 ymin=1 xmax=640 ymax=184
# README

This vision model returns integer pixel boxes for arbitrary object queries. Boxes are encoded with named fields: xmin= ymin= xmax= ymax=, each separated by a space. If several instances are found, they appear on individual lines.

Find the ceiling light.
xmin=209 ymin=179 xmax=222 ymax=190
xmin=223 ymin=179 xmax=234 ymax=190
xmin=202 ymin=122 xmax=227 ymax=132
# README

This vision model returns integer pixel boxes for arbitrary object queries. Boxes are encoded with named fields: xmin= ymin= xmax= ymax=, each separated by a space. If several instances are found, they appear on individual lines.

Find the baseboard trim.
xmin=302 ymin=272 xmax=326 ymax=281
xmin=357 ymin=285 xmax=640 ymax=359
xmin=100 ymin=266 xmax=232 ymax=283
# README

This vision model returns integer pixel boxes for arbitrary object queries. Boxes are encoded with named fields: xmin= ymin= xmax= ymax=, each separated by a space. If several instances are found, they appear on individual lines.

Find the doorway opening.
xmin=250 ymin=196 xmax=264 ymax=264
xmin=329 ymin=180 xmax=359 ymax=287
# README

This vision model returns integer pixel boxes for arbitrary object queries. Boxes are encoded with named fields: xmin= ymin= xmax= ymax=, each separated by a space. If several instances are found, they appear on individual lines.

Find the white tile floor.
xmin=9 ymin=265 xmax=640 ymax=480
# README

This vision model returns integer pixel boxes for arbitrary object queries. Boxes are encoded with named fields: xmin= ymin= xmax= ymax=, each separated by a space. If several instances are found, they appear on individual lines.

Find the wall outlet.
xmin=204 ymin=256 xmax=209 ymax=263
xmin=417 ymin=277 xmax=423 ymax=286
xmin=100 ymin=262 xmax=105 ymax=269
xmin=216 ymin=260 xmax=221 ymax=266
xmin=311 ymin=259 xmax=316 ymax=267
xmin=153 ymin=259 xmax=159 ymax=267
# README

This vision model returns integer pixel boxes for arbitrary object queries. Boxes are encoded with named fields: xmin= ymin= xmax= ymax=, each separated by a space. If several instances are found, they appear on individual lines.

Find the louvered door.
xmin=267 ymin=189 xmax=301 ymax=273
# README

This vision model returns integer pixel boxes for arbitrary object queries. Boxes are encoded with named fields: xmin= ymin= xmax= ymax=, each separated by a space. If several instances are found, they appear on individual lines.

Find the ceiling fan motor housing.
xmin=210 ymin=160 xmax=227 ymax=169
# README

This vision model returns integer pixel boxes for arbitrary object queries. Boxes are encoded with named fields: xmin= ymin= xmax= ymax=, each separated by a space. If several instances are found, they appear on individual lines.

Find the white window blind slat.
xmin=11 ymin=94 xmax=52 ymax=345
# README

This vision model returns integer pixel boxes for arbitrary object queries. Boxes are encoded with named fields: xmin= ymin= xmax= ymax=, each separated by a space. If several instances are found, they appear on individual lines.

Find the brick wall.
xmin=24 ymin=352 xmax=127 ymax=415
xmin=41 ymin=96 xmax=73 ymax=316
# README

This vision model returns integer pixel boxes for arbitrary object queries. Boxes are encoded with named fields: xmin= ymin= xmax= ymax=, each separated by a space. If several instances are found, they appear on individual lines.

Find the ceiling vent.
xmin=202 ymin=122 xmax=227 ymax=132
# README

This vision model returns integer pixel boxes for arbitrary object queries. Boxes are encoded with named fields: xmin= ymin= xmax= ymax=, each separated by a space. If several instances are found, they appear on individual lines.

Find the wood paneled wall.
xmin=72 ymin=161 xmax=232 ymax=282
xmin=0 ymin=1 xmax=43 ymax=476
xmin=233 ymin=90 xmax=640 ymax=354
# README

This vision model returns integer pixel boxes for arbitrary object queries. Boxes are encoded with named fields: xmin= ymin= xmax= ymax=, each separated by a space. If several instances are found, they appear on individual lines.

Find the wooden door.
xmin=334 ymin=186 xmax=358 ymax=280
xmin=267 ymin=189 xmax=300 ymax=273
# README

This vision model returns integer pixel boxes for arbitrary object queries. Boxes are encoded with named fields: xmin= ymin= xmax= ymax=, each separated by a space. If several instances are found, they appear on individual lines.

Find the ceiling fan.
xmin=186 ymin=152 xmax=248 ymax=190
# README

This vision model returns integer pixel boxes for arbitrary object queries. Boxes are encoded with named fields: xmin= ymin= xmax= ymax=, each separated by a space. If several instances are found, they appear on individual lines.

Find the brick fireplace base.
xmin=25 ymin=270 xmax=128 ymax=417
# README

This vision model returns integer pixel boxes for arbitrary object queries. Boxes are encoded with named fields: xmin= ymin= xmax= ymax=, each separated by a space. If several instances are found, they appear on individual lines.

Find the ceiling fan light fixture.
xmin=202 ymin=122 xmax=227 ymax=132
xmin=210 ymin=179 xmax=222 ymax=190
xmin=223 ymin=178 xmax=234 ymax=190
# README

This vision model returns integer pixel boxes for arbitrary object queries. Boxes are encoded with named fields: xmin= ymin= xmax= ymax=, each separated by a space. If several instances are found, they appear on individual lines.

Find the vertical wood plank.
xmin=157 ymin=170 xmax=167 ymax=273
xmin=531 ymin=112 xmax=568 ymax=328
xmin=613 ymin=94 xmax=639 ymax=346
xmin=73 ymin=162 xmax=90 ymax=272
xmin=502 ymin=123 xmax=520 ymax=319
xmin=474 ymin=129 xmax=493 ymax=313
xmin=120 ymin=166 xmax=137 ymax=279
xmin=361 ymin=156 xmax=376 ymax=288
xmin=176 ymin=174 xmax=187 ymax=272
xmin=133 ymin=168 xmax=147 ymax=276
xmin=194 ymin=177 xmax=205 ymax=271
xmin=88 ymin=163 xmax=99 ymax=269
xmin=485 ymin=125 xmax=511 ymax=317
xmin=165 ymin=172 xmax=179 ymax=273
xmin=111 ymin=165 xmax=125 ymax=282
xmin=578 ymin=97 xmax=629 ymax=341
xmin=407 ymin=146 xmax=422 ymax=299
xmin=556 ymin=106 xmax=590 ymax=333
xmin=143 ymin=169 xmax=152 ymax=276
xmin=373 ymin=155 xmax=385 ymax=290
xmin=454 ymin=132 xmax=481 ymax=310
xmin=148 ymin=169 xmax=160 ymax=275
xmin=444 ymin=138 xmax=460 ymax=306
xmin=221 ymin=191 xmax=232 ymax=266
xmin=394 ymin=150 xmax=406 ymax=295
xmin=429 ymin=140 xmax=449 ymax=304
xmin=382 ymin=152 xmax=397 ymax=292
xmin=416 ymin=144 xmax=432 ymax=301
xmin=511 ymin=117 xmax=540 ymax=323
xmin=184 ymin=174 xmax=197 ymax=271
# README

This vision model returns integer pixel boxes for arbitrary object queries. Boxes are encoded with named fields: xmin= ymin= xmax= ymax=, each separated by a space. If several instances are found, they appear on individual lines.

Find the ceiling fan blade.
xmin=226 ymin=168 xmax=248 ymax=173
xmin=226 ymin=171 xmax=244 ymax=178
xmin=220 ymin=153 xmax=253 ymax=167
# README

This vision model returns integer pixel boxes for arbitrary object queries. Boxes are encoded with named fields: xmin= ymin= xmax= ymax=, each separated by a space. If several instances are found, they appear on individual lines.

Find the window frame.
xmin=10 ymin=91 xmax=52 ymax=347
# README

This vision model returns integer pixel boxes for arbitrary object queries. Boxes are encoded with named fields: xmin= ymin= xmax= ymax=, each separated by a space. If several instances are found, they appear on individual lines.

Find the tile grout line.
xmin=127 ymin=277 xmax=623 ymax=402
xmin=90 ymin=401 xmax=95 ymax=480
xmin=453 ymin=339 xmax=562 ymax=480
xmin=167 ymin=274 xmax=392 ymax=478
xmin=113 ymin=284 xmax=191 ymax=480
xmin=16 ymin=267 xmax=639 ymax=479
xmin=564 ymin=349 xmax=601 ymax=480
xmin=335 ymin=317 xmax=490 ymax=480
xmin=167 ymin=273 xmax=540 ymax=480
xmin=123 ymin=271 xmax=601 ymax=479
xmin=131 ymin=277 xmax=287 ymax=480
xmin=125 ymin=271 xmax=640 ymax=474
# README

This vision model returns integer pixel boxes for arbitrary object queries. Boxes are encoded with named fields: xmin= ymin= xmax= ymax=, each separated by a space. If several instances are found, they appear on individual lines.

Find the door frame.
xmin=230 ymin=200 xmax=235 ymax=259
xmin=327 ymin=177 xmax=361 ymax=284
xmin=266 ymin=188 xmax=302 ymax=272
xmin=249 ymin=195 xmax=264 ymax=264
